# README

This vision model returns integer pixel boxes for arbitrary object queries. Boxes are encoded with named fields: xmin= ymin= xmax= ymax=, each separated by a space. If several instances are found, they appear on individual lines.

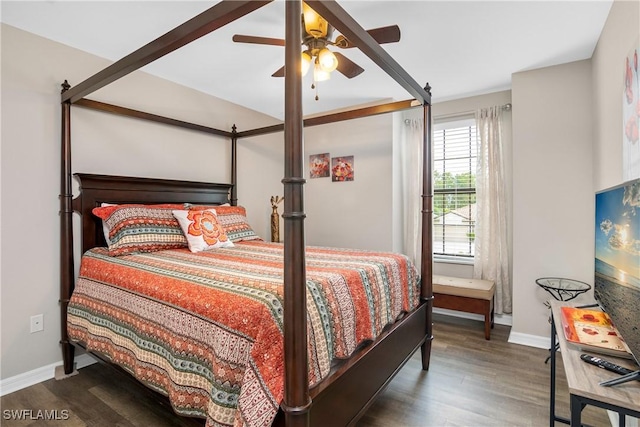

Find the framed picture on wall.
xmin=623 ymin=39 xmax=640 ymax=180
xmin=331 ymin=156 xmax=354 ymax=182
xmin=309 ymin=153 xmax=330 ymax=178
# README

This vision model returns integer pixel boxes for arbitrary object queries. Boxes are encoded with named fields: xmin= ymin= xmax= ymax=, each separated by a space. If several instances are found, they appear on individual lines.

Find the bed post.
xmin=281 ymin=1 xmax=311 ymax=426
xmin=60 ymin=80 xmax=75 ymax=375
xmin=421 ymin=83 xmax=434 ymax=370
xmin=231 ymin=124 xmax=238 ymax=206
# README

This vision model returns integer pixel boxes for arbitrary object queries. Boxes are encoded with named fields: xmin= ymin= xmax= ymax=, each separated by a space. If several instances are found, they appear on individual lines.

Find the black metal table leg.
xmin=570 ymin=394 xmax=585 ymax=426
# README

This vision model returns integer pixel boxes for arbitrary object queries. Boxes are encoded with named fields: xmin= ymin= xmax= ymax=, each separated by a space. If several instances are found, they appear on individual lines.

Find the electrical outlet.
xmin=30 ymin=314 xmax=44 ymax=333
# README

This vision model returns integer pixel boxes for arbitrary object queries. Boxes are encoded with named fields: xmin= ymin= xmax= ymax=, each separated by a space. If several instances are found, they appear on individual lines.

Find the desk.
xmin=549 ymin=301 xmax=640 ymax=427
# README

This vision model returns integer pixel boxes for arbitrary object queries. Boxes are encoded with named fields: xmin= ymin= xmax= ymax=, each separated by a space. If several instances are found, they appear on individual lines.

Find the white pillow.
xmin=100 ymin=203 xmax=116 ymax=245
xmin=172 ymin=209 xmax=234 ymax=253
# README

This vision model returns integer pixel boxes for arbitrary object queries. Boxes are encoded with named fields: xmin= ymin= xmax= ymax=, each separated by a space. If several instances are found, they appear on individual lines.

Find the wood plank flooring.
xmin=1 ymin=314 xmax=613 ymax=426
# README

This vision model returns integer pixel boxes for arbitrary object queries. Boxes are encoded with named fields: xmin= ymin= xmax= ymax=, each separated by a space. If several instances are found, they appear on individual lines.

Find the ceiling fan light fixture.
xmin=302 ymin=3 xmax=328 ymax=38
xmin=318 ymin=48 xmax=338 ymax=73
xmin=313 ymin=63 xmax=331 ymax=82
xmin=301 ymin=51 xmax=312 ymax=76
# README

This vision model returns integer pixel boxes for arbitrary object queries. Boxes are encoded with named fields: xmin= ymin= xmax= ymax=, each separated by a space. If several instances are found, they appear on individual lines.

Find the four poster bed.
xmin=59 ymin=1 xmax=433 ymax=426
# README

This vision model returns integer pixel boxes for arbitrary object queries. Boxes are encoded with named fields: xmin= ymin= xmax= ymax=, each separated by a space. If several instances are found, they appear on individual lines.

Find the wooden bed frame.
xmin=59 ymin=2 xmax=433 ymax=426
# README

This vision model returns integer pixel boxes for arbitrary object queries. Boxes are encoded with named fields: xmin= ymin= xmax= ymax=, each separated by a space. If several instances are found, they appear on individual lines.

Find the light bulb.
xmin=301 ymin=51 xmax=312 ymax=76
xmin=314 ymin=63 xmax=331 ymax=82
xmin=318 ymin=48 xmax=338 ymax=73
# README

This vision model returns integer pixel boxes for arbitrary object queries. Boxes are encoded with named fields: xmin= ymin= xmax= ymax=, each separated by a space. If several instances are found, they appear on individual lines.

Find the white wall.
xmin=304 ymin=114 xmax=394 ymax=251
xmin=509 ymin=0 xmax=639 ymax=343
xmin=0 ymin=24 xmax=283 ymax=380
xmin=511 ymin=60 xmax=594 ymax=339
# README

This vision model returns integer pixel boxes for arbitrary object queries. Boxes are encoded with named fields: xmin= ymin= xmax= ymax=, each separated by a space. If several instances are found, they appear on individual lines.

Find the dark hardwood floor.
xmin=360 ymin=315 xmax=611 ymax=426
xmin=1 ymin=314 xmax=612 ymax=426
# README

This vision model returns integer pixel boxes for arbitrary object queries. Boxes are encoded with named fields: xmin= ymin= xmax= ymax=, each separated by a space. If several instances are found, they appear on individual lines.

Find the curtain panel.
xmin=475 ymin=106 xmax=511 ymax=314
xmin=399 ymin=111 xmax=424 ymax=271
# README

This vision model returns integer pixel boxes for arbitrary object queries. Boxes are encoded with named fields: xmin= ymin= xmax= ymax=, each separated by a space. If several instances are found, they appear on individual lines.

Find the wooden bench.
xmin=433 ymin=275 xmax=496 ymax=340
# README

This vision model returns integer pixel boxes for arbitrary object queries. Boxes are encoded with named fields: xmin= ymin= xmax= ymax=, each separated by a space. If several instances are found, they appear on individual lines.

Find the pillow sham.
xmin=97 ymin=203 xmax=187 ymax=246
xmin=207 ymin=205 xmax=262 ymax=242
xmin=92 ymin=204 xmax=187 ymax=256
xmin=172 ymin=209 xmax=234 ymax=252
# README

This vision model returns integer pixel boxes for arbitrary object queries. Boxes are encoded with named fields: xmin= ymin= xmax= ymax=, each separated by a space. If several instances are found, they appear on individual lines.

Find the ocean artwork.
xmin=595 ymin=179 xmax=640 ymax=289
xmin=594 ymin=178 xmax=640 ymax=366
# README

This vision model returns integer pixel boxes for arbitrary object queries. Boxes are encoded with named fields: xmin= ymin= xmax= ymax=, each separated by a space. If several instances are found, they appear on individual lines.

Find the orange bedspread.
xmin=68 ymin=241 xmax=419 ymax=427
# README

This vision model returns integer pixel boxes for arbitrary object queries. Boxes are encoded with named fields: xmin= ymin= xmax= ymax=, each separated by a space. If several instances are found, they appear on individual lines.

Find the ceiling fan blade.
xmin=271 ymin=66 xmax=285 ymax=78
xmin=367 ymin=25 xmax=401 ymax=45
xmin=333 ymin=52 xmax=364 ymax=79
xmin=232 ymin=34 xmax=285 ymax=47
xmin=335 ymin=25 xmax=401 ymax=48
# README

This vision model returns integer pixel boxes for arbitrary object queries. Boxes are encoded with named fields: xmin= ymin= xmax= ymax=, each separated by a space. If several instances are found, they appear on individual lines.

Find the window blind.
xmin=433 ymin=117 xmax=477 ymax=258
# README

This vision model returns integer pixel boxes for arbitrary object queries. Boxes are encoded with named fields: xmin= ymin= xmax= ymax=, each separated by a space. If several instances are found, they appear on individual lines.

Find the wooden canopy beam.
xmin=73 ymin=96 xmax=418 ymax=140
xmin=305 ymin=0 xmax=431 ymax=105
xmin=75 ymin=99 xmax=232 ymax=138
xmin=61 ymin=0 xmax=271 ymax=104
xmin=236 ymin=99 xmax=419 ymax=138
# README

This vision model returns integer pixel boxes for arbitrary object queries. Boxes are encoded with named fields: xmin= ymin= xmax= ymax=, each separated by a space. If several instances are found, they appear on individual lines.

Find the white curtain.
xmin=474 ymin=106 xmax=511 ymax=314
xmin=399 ymin=110 xmax=424 ymax=270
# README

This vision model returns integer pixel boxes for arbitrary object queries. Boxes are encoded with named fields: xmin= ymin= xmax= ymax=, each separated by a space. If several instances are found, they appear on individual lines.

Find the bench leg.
xmin=491 ymin=305 xmax=495 ymax=329
xmin=484 ymin=300 xmax=491 ymax=340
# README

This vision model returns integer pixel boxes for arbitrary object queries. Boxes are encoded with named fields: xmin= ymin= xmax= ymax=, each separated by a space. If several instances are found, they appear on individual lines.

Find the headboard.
xmin=72 ymin=173 xmax=234 ymax=254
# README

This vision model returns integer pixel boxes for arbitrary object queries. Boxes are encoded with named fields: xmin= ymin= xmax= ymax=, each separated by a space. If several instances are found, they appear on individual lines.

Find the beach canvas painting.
xmin=594 ymin=179 xmax=640 ymax=364
xmin=595 ymin=179 xmax=640 ymax=288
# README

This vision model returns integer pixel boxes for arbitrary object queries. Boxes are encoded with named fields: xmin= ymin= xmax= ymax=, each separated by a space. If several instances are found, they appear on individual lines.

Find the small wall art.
xmin=623 ymin=39 xmax=640 ymax=180
xmin=331 ymin=156 xmax=354 ymax=182
xmin=309 ymin=153 xmax=330 ymax=178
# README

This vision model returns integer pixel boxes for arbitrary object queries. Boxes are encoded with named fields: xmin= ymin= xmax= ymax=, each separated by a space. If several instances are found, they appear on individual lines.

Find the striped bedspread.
xmin=67 ymin=241 xmax=419 ymax=427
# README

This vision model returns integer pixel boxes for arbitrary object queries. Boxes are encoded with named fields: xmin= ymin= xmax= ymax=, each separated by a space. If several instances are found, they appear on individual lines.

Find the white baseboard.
xmin=507 ymin=331 xmax=550 ymax=350
xmin=433 ymin=308 xmax=552 ymax=350
xmin=0 ymin=353 xmax=97 ymax=397
xmin=433 ymin=307 xmax=513 ymax=326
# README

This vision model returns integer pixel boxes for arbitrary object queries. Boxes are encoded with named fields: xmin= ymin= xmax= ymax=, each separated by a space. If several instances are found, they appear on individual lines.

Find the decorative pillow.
xmin=99 ymin=203 xmax=116 ymax=245
xmin=180 ymin=204 xmax=262 ymax=242
xmin=209 ymin=205 xmax=262 ymax=242
xmin=172 ymin=209 xmax=234 ymax=252
xmin=92 ymin=204 xmax=187 ymax=256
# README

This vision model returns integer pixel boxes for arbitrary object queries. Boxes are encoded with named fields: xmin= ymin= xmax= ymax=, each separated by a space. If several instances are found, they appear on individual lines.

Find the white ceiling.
xmin=2 ymin=1 xmax=613 ymax=120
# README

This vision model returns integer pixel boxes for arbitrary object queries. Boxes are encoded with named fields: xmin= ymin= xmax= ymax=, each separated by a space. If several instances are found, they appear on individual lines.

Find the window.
xmin=433 ymin=117 xmax=477 ymax=259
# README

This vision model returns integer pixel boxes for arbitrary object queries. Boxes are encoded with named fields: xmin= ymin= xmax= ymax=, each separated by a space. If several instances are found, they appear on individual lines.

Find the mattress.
xmin=67 ymin=241 xmax=419 ymax=427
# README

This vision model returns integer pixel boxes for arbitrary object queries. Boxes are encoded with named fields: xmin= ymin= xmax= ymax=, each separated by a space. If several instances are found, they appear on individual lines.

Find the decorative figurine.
xmin=270 ymin=196 xmax=284 ymax=243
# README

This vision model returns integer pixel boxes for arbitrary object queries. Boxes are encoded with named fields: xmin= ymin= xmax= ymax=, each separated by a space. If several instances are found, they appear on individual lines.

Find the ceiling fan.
xmin=232 ymin=3 xmax=401 ymax=85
